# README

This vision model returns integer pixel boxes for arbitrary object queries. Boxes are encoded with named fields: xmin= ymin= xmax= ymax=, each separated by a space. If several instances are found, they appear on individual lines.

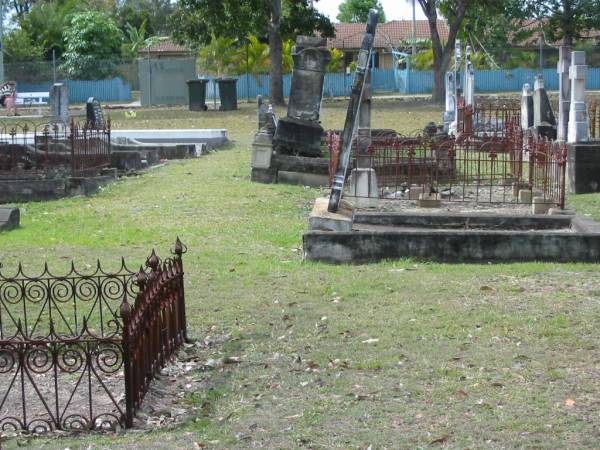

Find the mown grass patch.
xmin=3 ymin=100 xmax=600 ymax=449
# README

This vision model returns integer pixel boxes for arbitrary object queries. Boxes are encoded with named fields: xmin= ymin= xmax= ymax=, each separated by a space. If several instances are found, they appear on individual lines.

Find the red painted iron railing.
xmin=327 ymin=107 xmax=567 ymax=208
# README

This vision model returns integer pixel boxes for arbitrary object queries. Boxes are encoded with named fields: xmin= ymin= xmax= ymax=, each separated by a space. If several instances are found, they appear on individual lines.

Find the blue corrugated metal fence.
xmin=208 ymin=68 xmax=600 ymax=99
xmin=17 ymin=78 xmax=132 ymax=103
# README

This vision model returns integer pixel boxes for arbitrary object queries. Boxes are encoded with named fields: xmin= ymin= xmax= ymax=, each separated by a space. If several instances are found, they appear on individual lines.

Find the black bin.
xmin=186 ymin=79 xmax=208 ymax=111
xmin=217 ymin=78 xmax=238 ymax=111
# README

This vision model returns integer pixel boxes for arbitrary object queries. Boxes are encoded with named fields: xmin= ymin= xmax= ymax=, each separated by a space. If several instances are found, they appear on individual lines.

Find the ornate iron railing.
xmin=70 ymin=120 xmax=111 ymax=177
xmin=327 ymin=116 xmax=567 ymax=208
xmin=0 ymin=238 xmax=187 ymax=434
xmin=0 ymin=119 xmax=111 ymax=179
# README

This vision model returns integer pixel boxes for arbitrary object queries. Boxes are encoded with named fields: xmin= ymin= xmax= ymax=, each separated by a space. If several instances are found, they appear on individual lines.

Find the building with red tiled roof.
xmin=138 ymin=39 xmax=192 ymax=59
xmin=328 ymin=20 xmax=449 ymax=69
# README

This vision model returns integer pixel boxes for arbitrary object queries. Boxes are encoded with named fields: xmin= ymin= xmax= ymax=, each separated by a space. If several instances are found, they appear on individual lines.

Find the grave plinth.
xmin=567 ymin=142 xmax=600 ymax=193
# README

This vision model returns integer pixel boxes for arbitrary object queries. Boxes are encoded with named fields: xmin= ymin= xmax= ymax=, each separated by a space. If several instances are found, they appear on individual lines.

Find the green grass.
xmin=3 ymin=100 xmax=600 ymax=449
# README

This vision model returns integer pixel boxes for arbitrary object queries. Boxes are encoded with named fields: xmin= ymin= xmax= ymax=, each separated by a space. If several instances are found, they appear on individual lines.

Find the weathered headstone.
xmin=273 ymin=36 xmax=331 ymax=157
xmin=257 ymin=95 xmax=269 ymax=130
xmin=86 ymin=97 xmax=106 ymax=128
xmin=464 ymin=45 xmax=475 ymax=108
xmin=443 ymin=72 xmax=456 ymax=132
xmin=567 ymin=51 xmax=589 ymax=143
xmin=50 ymin=83 xmax=69 ymax=122
xmin=521 ymin=83 xmax=533 ymax=130
xmin=0 ymin=207 xmax=19 ymax=231
xmin=449 ymin=41 xmax=462 ymax=136
xmin=557 ymin=46 xmax=571 ymax=141
xmin=533 ymin=75 xmax=557 ymax=139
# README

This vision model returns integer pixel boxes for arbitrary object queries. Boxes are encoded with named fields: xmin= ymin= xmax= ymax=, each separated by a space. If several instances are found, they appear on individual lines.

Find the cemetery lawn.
xmin=3 ymin=100 xmax=600 ymax=449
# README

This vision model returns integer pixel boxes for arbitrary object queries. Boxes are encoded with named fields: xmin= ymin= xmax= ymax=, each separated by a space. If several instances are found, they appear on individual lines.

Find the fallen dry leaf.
xmin=430 ymin=435 xmax=450 ymax=445
xmin=480 ymin=285 xmax=494 ymax=292
xmin=565 ymin=398 xmax=576 ymax=408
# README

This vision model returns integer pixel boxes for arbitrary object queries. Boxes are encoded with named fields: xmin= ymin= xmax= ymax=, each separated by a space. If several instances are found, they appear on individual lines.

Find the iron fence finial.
xmin=120 ymin=293 xmax=132 ymax=319
xmin=146 ymin=250 xmax=159 ymax=271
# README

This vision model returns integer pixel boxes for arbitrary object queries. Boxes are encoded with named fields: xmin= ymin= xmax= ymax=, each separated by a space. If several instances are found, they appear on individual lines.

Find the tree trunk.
xmin=432 ymin=63 xmax=445 ymax=103
xmin=418 ymin=0 xmax=469 ymax=104
xmin=269 ymin=0 xmax=285 ymax=106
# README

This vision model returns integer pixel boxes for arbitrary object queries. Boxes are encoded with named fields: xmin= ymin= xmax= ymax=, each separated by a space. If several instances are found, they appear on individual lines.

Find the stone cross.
xmin=557 ymin=46 xmax=571 ymax=141
xmin=567 ymin=51 xmax=590 ymax=143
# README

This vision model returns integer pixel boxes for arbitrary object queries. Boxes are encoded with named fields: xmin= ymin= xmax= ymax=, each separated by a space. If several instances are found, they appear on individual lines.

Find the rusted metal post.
xmin=328 ymin=10 xmax=378 ymax=213
xmin=119 ymin=293 xmax=134 ymax=428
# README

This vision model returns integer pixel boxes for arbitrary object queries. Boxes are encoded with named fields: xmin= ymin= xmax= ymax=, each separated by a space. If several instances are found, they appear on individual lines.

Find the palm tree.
xmin=198 ymin=35 xmax=238 ymax=77
xmin=237 ymin=35 xmax=270 ymax=78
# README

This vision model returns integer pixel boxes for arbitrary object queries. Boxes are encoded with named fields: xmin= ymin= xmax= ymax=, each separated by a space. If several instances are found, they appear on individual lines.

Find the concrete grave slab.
xmin=0 ymin=207 xmax=19 ymax=230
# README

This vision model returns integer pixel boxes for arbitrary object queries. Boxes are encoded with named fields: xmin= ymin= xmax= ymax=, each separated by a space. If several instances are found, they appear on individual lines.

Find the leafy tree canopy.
xmin=116 ymin=0 xmax=174 ymax=36
xmin=336 ymin=0 xmax=386 ymax=23
xmin=170 ymin=0 xmax=334 ymax=48
xmin=60 ymin=11 xmax=123 ymax=79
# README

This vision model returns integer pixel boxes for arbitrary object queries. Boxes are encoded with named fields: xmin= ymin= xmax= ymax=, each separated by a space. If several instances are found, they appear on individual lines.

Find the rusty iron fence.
xmin=456 ymin=100 xmax=521 ymax=145
xmin=0 ymin=238 xmax=187 ymax=434
xmin=0 ymin=120 xmax=111 ymax=179
xmin=70 ymin=120 xmax=111 ymax=177
xmin=327 ymin=116 xmax=567 ymax=208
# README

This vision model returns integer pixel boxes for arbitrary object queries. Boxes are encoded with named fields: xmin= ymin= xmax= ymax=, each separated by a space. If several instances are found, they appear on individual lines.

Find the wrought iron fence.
xmin=0 ymin=238 xmax=187 ymax=434
xmin=327 ymin=119 xmax=567 ymax=209
xmin=70 ymin=120 xmax=111 ymax=177
xmin=0 ymin=120 xmax=111 ymax=179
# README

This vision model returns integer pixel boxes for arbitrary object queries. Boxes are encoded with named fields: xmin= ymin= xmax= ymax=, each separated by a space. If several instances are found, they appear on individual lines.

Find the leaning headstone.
xmin=557 ymin=46 xmax=571 ymax=141
xmin=533 ymin=75 xmax=556 ymax=139
xmin=0 ymin=207 xmax=19 ymax=231
xmin=86 ymin=97 xmax=106 ymax=128
xmin=521 ymin=84 xmax=534 ymax=130
xmin=273 ymin=36 xmax=331 ymax=157
xmin=50 ymin=83 xmax=69 ymax=123
xmin=567 ymin=51 xmax=590 ymax=143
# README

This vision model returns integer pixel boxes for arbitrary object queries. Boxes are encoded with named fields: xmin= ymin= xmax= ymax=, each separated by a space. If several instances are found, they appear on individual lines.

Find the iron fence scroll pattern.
xmin=0 ymin=239 xmax=187 ymax=434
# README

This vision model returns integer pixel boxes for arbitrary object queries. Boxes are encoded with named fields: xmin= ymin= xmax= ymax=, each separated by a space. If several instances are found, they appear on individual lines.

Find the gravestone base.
xmin=251 ymin=167 xmax=277 ymax=184
xmin=308 ymin=197 xmax=353 ymax=232
xmin=567 ymin=142 xmax=600 ymax=193
xmin=347 ymin=168 xmax=379 ymax=208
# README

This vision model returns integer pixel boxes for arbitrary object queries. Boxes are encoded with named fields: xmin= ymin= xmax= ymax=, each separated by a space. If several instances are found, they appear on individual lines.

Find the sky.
xmin=314 ymin=0 xmax=427 ymax=22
